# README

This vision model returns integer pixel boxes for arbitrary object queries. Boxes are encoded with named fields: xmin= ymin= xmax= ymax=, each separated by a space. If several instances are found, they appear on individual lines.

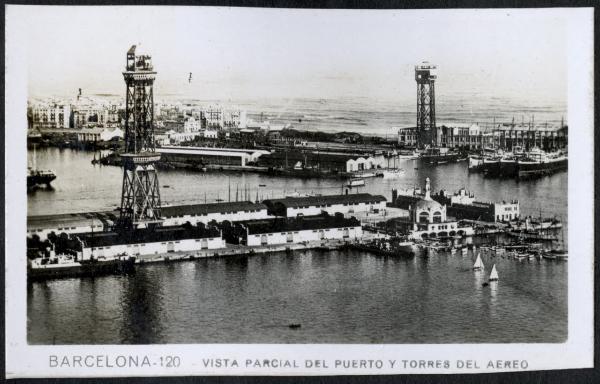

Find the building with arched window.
xmin=407 ymin=178 xmax=473 ymax=240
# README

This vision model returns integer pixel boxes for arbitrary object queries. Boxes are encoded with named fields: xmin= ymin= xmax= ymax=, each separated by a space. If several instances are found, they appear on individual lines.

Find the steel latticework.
xmin=415 ymin=62 xmax=437 ymax=148
xmin=118 ymin=45 xmax=162 ymax=229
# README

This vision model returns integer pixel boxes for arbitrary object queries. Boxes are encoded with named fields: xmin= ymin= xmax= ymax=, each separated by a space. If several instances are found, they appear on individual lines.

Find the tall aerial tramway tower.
xmin=415 ymin=62 xmax=438 ymax=148
xmin=118 ymin=45 xmax=162 ymax=230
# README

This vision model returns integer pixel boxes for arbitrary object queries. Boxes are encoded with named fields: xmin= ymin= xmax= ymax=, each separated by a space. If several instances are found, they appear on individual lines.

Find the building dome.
xmin=414 ymin=198 xmax=443 ymax=212
xmin=411 ymin=177 xmax=447 ymax=224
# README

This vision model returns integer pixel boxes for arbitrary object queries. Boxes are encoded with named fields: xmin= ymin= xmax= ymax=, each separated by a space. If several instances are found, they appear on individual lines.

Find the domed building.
xmin=407 ymin=178 xmax=473 ymax=240
xmin=410 ymin=178 xmax=447 ymax=224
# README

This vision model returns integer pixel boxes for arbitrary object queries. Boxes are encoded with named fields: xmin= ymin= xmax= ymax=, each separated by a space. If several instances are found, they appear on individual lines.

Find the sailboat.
xmin=489 ymin=264 xmax=499 ymax=281
xmin=473 ymin=253 xmax=484 ymax=271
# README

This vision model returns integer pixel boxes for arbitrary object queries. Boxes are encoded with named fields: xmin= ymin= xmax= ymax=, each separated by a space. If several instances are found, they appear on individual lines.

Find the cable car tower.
xmin=415 ymin=62 xmax=438 ymax=148
xmin=118 ymin=45 xmax=162 ymax=230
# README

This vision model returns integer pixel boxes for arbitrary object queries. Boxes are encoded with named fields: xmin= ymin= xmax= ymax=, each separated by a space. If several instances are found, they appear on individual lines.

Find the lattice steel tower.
xmin=415 ymin=62 xmax=438 ymax=148
xmin=118 ymin=45 xmax=162 ymax=229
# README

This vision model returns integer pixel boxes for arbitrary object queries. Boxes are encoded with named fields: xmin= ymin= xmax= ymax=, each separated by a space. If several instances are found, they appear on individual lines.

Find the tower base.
xmin=118 ymin=153 xmax=163 ymax=230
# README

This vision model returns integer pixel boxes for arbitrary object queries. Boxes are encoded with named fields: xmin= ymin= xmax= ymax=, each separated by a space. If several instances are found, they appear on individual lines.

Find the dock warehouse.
xmin=161 ymin=201 xmax=270 ymax=226
xmin=235 ymin=214 xmax=363 ymax=246
xmin=263 ymin=193 xmax=387 ymax=218
xmin=27 ymin=202 xmax=271 ymax=240
xmin=27 ymin=211 xmax=119 ymax=241
xmin=77 ymin=225 xmax=225 ymax=259
xmin=156 ymin=145 xmax=270 ymax=167
xmin=257 ymin=150 xmax=385 ymax=173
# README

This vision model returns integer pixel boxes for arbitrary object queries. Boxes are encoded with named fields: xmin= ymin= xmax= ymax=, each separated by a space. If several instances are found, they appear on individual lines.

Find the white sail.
xmin=489 ymin=264 xmax=499 ymax=281
xmin=473 ymin=253 xmax=484 ymax=270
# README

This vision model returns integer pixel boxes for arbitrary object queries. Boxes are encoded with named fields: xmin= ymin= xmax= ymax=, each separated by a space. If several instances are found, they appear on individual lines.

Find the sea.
xmin=26 ymin=96 xmax=568 ymax=344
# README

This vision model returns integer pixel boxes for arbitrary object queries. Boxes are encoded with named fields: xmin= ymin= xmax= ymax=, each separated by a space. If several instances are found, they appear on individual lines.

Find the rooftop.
xmin=28 ymin=211 xmax=118 ymax=231
xmin=263 ymin=193 xmax=387 ymax=209
xmin=162 ymin=201 xmax=267 ymax=218
xmin=78 ymin=225 xmax=221 ymax=248
xmin=241 ymin=215 xmax=361 ymax=235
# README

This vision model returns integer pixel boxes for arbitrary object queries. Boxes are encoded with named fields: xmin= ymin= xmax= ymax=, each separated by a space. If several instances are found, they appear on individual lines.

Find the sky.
xmin=15 ymin=6 xmax=567 ymax=103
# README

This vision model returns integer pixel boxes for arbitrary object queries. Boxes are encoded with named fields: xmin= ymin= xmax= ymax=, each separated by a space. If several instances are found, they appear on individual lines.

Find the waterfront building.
xmin=434 ymin=189 xmax=520 ymax=222
xmin=346 ymin=155 xmax=386 ymax=172
xmin=398 ymin=122 xmax=567 ymax=151
xmin=30 ymin=102 xmax=71 ymax=129
xmin=77 ymin=225 xmax=225 ymax=260
xmin=162 ymin=202 xmax=270 ymax=226
xmin=27 ymin=211 xmax=119 ymax=241
xmin=76 ymin=127 xmax=124 ymax=143
xmin=257 ymin=150 xmax=385 ymax=173
xmin=27 ymin=202 xmax=270 ymax=241
xmin=392 ymin=178 xmax=474 ymax=239
xmin=237 ymin=215 xmax=363 ymax=246
xmin=156 ymin=145 xmax=270 ymax=167
xmin=393 ymin=184 xmax=520 ymax=223
xmin=263 ymin=193 xmax=387 ymax=218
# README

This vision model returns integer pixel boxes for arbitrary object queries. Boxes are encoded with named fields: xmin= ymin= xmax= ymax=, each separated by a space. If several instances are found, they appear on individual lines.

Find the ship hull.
xmin=421 ymin=154 xmax=461 ymax=164
xmin=28 ymin=257 xmax=136 ymax=281
xmin=482 ymin=160 xmax=501 ymax=177
xmin=27 ymin=173 xmax=56 ymax=188
xmin=517 ymin=158 xmax=568 ymax=178
xmin=498 ymin=160 xmax=518 ymax=178
xmin=468 ymin=156 xmax=485 ymax=172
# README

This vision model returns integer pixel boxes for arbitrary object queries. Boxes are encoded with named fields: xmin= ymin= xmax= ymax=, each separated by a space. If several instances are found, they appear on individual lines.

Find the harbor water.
xmin=27 ymin=147 xmax=568 ymax=344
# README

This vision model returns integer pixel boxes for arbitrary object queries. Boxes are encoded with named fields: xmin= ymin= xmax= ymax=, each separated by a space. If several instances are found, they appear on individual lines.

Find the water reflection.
xmin=119 ymin=269 xmax=165 ymax=344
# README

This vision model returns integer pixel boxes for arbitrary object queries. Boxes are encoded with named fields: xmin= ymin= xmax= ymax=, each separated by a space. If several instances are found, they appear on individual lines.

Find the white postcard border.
xmin=5 ymin=6 xmax=594 ymax=378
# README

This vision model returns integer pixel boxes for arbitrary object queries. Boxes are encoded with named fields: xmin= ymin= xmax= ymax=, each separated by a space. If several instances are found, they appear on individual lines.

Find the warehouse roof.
xmin=241 ymin=215 xmax=361 ymax=235
xmin=263 ymin=193 xmax=386 ymax=209
xmin=78 ymin=225 xmax=221 ymax=248
xmin=27 ymin=211 xmax=118 ymax=230
xmin=162 ymin=201 xmax=267 ymax=218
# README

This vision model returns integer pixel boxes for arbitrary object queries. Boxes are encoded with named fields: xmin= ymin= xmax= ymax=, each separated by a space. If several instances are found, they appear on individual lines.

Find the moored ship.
xmin=420 ymin=147 xmax=463 ymax=164
xmin=517 ymin=149 xmax=568 ymax=179
xmin=27 ymin=168 xmax=57 ymax=188
xmin=28 ymin=144 xmax=57 ymax=189
xmin=469 ymin=147 xmax=567 ymax=179
xmin=28 ymin=253 xmax=136 ymax=281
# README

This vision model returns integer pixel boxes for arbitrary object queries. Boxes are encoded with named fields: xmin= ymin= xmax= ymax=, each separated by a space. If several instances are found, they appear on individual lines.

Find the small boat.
xmin=163 ymin=185 xmax=170 ymax=188
xmin=258 ymin=184 xmax=267 ymax=187
xmin=473 ymin=253 xmax=484 ymax=271
xmin=346 ymin=178 xmax=365 ymax=188
xmin=489 ymin=264 xmax=499 ymax=281
xmin=288 ymin=323 xmax=301 ymax=329
xmin=353 ymin=172 xmax=377 ymax=178
xmin=379 ymin=169 xmax=405 ymax=179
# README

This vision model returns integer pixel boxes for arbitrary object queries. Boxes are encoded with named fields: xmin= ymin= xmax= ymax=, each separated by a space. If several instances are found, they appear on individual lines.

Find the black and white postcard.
xmin=4 ymin=5 xmax=594 ymax=378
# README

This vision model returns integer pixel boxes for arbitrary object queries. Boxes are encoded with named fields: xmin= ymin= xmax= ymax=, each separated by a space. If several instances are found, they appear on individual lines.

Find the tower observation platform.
xmin=118 ymin=45 xmax=162 ymax=229
xmin=415 ymin=62 xmax=438 ymax=148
